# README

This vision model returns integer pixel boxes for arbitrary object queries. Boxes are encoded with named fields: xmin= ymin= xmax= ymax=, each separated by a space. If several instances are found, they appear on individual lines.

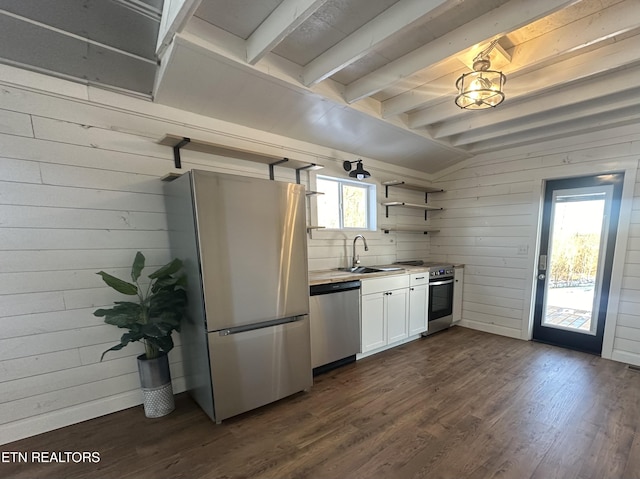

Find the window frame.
xmin=314 ymin=174 xmax=377 ymax=232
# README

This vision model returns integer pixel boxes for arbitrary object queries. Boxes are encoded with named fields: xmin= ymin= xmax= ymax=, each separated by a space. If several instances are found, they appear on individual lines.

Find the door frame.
xmin=532 ymin=176 xmax=621 ymax=354
xmin=524 ymin=161 xmax=637 ymax=361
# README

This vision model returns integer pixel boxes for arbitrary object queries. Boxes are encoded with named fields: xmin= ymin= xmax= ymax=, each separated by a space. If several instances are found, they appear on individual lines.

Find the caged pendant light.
xmin=455 ymin=39 xmax=506 ymax=110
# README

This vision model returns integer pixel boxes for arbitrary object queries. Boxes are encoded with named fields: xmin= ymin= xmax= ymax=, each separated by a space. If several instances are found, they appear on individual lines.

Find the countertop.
xmin=308 ymin=265 xmax=431 ymax=286
xmin=308 ymin=263 xmax=465 ymax=286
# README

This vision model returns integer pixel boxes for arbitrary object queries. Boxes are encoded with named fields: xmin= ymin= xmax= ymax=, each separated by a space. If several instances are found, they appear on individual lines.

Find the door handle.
xmin=538 ymin=273 xmax=546 ymax=280
xmin=539 ymin=254 xmax=547 ymax=271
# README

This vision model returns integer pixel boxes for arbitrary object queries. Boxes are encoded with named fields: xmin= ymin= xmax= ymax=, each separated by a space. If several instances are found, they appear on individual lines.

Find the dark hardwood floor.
xmin=3 ymin=327 xmax=640 ymax=479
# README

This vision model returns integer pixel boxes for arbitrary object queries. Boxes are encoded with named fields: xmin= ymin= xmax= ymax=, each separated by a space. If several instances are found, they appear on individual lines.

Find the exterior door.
xmin=532 ymin=174 xmax=623 ymax=354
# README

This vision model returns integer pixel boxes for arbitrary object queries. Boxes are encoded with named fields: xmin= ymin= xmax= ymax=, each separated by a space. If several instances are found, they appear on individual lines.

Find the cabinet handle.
xmin=416 ymin=276 xmax=425 ymax=280
xmin=410 ymin=287 xmax=414 ymax=290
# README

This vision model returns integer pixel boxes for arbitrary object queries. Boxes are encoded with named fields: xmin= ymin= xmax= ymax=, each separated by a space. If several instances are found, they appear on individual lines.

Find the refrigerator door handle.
xmin=219 ymin=315 xmax=307 ymax=336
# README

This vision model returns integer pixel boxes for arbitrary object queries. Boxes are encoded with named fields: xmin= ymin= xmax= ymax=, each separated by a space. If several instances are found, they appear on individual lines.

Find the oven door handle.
xmin=429 ymin=279 xmax=454 ymax=286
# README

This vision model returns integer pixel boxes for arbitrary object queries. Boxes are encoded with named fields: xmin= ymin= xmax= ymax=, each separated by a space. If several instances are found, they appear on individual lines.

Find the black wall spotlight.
xmin=343 ymin=159 xmax=371 ymax=180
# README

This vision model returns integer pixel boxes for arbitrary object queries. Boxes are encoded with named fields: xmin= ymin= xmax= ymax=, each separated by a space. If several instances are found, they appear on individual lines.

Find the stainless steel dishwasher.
xmin=309 ymin=280 xmax=361 ymax=375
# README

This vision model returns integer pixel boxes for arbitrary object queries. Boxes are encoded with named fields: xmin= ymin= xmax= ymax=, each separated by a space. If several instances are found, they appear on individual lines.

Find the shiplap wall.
xmin=429 ymin=125 xmax=640 ymax=365
xmin=306 ymin=167 xmax=437 ymax=271
xmin=0 ymin=66 xmax=432 ymax=445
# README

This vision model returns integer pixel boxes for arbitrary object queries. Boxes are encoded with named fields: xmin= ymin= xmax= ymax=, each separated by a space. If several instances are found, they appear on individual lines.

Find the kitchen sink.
xmin=339 ymin=266 xmax=404 ymax=274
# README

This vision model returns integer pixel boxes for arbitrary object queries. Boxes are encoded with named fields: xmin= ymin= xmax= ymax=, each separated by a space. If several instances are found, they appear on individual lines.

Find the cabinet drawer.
xmin=410 ymin=272 xmax=429 ymax=286
xmin=361 ymin=274 xmax=409 ymax=295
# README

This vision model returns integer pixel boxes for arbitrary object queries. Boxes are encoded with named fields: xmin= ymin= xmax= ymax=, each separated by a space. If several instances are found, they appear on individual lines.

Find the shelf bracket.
xmin=268 ymin=158 xmax=289 ymax=180
xmin=295 ymin=164 xmax=317 ymax=184
xmin=172 ymin=137 xmax=190 ymax=169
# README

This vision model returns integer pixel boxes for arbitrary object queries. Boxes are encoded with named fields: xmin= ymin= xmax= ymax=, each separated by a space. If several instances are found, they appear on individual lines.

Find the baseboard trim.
xmin=458 ymin=319 xmax=522 ymax=339
xmin=0 ymin=378 xmax=186 ymax=446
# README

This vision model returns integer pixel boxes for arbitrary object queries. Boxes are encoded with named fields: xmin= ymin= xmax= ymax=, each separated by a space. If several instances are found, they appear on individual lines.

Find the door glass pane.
xmin=543 ymin=192 xmax=606 ymax=334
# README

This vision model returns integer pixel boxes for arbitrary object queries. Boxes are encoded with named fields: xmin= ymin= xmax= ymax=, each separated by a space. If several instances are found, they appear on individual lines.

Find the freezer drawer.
xmin=208 ymin=316 xmax=312 ymax=422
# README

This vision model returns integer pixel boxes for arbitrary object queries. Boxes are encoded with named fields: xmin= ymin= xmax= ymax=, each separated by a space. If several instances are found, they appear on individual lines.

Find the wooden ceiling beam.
xmin=452 ymin=87 xmax=640 ymax=147
xmin=301 ymin=0 xmax=449 ymax=87
xmin=156 ymin=0 xmax=202 ymax=56
xmin=467 ymin=106 xmax=640 ymax=154
xmin=246 ymin=0 xmax=328 ymax=65
xmin=383 ymin=0 xmax=640 ymax=118
xmin=410 ymin=34 xmax=640 ymax=131
xmin=343 ymin=0 xmax=575 ymax=103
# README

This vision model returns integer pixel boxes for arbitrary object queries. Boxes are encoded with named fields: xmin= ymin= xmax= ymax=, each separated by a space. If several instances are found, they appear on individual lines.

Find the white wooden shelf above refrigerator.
xmin=159 ymin=134 xmax=323 ymax=181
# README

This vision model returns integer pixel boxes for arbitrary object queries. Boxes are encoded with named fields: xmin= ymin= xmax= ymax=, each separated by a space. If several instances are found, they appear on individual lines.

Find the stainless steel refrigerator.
xmin=164 ymin=170 xmax=312 ymax=423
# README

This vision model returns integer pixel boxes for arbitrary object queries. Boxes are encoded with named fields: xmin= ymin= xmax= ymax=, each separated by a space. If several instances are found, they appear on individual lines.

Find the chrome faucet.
xmin=352 ymin=235 xmax=369 ymax=269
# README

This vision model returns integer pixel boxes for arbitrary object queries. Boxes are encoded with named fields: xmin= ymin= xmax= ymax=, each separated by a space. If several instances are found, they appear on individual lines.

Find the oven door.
xmin=429 ymin=278 xmax=454 ymax=321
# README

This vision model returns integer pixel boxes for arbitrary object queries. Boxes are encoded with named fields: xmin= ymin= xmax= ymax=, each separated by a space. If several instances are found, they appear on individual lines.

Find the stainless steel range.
xmin=396 ymin=261 xmax=455 ymax=335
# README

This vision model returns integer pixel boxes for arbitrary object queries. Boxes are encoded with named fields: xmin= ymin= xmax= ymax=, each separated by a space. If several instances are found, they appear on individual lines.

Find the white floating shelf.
xmin=382 ymin=180 xmax=444 ymax=196
xmin=382 ymin=201 xmax=442 ymax=211
xmin=381 ymin=226 xmax=440 ymax=234
xmin=382 ymin=201 xmax=442 ymax=220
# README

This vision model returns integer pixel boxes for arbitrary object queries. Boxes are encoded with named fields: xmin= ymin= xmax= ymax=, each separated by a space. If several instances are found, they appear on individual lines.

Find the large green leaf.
xmin=150 ymin=275 xmax=182 ymax=294
xmin=94 ymin=302 xmax=143 ymax=328
xmin=148 ymin=258 xmax=183 ymax=279
xmin=153 ymin=335 xmax=174 ymax=354
xmin=99 ymin=332 xmax=141 ymax=361
xmin=96 ymin=271 xmax=138 ymax=295
xmin=131 ymin=251 xmax=145 ymax=282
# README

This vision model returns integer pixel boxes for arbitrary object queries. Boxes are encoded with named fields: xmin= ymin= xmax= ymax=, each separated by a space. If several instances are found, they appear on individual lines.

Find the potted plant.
xmin=94 ymin=252 xmax=187 ymax=418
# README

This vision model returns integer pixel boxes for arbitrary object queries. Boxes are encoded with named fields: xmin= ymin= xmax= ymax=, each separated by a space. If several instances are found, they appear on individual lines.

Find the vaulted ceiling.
xmin=2 ymin=0 xmax=639 ymax=173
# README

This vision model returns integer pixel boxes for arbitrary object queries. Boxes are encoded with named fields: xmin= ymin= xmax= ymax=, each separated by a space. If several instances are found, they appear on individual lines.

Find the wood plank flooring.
xmin=3 ymin=327 xmax=640 ymax=479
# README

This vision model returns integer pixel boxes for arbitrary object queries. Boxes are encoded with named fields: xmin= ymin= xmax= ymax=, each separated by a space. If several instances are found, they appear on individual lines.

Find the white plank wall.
xmin=431 ymin=125 xmax=640 ymax=363
xmin=306 ymin=164 xmax=435 ymax=271
xmin=0 ymin=68 xmax=433 ymax=445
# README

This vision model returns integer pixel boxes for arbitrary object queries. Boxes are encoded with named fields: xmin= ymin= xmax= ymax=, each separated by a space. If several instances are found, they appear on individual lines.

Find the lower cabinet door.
xmin=361 ymin=293 xmax=386 ymax=352
xmin=386 ymin=288 xmax=409 ymax=344
xmin=408 ymin=284 xmax=428 ymax=335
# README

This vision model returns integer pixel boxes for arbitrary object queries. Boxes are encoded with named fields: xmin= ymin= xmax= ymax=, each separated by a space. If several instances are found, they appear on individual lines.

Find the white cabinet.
xmin=360 ymin=275 xmax=410 ymax=354
xmin=452 ymin=267 xmax=464 ymax=323
xmin=408 ymin=273 xmax=429 ymax=335
xmin=361 ymin=292 xmax=386 ymax=352
xmin=387 ymin=288 xmax=409 ymax=343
